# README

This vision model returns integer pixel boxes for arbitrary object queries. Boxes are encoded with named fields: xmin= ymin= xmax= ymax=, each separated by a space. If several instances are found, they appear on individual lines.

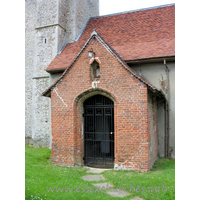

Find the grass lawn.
xmin=25 ymin=146 xmax=175 ymax=200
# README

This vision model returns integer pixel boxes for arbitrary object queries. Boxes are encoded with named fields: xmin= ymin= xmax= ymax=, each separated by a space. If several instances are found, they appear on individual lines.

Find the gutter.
xmin=126 ymin=56 xmax=175 ymax=64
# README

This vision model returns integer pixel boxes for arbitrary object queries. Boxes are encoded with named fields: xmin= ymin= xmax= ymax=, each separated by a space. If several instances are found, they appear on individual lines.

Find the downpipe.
xmin=164 ymin=59 xmax=170 ymax=158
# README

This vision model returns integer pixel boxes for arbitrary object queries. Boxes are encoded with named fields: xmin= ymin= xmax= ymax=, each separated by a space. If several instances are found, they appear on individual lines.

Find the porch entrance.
xmin=83 ymin=95 xmax=114 ymax=168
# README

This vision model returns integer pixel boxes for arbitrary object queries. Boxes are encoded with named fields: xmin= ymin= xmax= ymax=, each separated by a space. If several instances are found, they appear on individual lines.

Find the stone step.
xmin=83 ymin=169 xmax=130 ymax=198
xmin=82 ymin=175 xmax=104 ymax=181
xmin=130 ymin=197 xmax=144 ymax=200
xmin=93 ymin=182 xmax=113 ymax=190
xmin=93 ymin=182 xmax=129 ymax=198
xmin=107 ymin=189 xmax=129 ymax=197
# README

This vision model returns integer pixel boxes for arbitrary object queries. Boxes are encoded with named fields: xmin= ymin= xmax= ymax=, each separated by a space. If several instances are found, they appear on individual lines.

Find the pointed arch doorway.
xmin=83 ymin=95 xmax=114 ymax=168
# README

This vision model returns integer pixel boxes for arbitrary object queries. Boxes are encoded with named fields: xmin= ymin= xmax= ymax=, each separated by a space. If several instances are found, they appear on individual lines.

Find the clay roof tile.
xmin=46 ymin=4 xmax=175 ymax=72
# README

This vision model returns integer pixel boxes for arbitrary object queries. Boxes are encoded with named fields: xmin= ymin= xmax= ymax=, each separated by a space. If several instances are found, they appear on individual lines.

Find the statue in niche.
xmin=91 ymin=60 xmax=100 ymax=81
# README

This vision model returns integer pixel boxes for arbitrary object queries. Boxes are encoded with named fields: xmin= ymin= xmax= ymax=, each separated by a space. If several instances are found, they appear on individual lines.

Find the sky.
xmin=99 ymin=0 xmax=175 ymax=15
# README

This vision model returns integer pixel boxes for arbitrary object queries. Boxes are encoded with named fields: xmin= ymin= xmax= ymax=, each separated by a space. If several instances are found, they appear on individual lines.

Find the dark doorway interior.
xmin=83 ymin=95 xmax=114 ymax=168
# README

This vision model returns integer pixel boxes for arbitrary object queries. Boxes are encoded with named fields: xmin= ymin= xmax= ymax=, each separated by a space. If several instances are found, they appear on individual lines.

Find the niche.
xmin=91 ymin=60 xmax=100 ymax=81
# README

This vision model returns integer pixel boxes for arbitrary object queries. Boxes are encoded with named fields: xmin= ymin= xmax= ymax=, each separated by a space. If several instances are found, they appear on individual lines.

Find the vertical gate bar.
xmin=102 ymin=107 xmax=104 ymax=166
xmin=113 ymin=107 xmax=114 ymax=160
xmin=98 ymin=107 xmax=100 ymax=164
xmin=90 ymin=115 xmax=91 ymax=163
xmin=100 ymin=107 xmax=102 ymax=165
xmin=113 ymin=107 xmax=114 ymax=159
xmin=111 ymin=114 xmax=112 ymax=160
xmin=93 ymin=107 xmax=95 ymax=166
xmin=104 ymin=107 xmax=105 ymax=166
xmin=89 ymin=114 xmax=91 ymax=161
xmin=84 ymin=107 xmax=85 ymax=165
xmin=108 ymin=108 xmax=110 ymax=162
xmin=110 ymin=109 xmax=112 ymax=163
xmin=111 ymin=107 xmax=113 ymax=159
xmin=90 ymin=115 xmax=92 ymax=164
xmin=85 ymin=107 xmax=87 ymax=165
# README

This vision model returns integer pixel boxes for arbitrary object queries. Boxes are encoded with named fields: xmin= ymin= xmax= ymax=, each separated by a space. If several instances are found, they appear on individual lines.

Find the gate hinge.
xmin=83 ymin=157 xmax=85 ymax=160
xmin=82 ymin=113 xmax=84 ymax=117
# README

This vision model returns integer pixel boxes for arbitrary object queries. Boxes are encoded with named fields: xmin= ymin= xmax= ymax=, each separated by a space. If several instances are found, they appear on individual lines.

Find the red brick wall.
xmin=51 ymin=37 xmax=152 ymax=171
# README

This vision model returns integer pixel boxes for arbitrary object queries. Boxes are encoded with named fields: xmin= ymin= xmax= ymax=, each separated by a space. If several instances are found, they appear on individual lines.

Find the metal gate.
xmin=83 ymin=95 xmax=114 ymax=168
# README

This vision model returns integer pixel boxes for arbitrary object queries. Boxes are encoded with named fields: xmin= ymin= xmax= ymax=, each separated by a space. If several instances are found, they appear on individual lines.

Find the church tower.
xmin=25 ymin=0 xmax=99 ymax=148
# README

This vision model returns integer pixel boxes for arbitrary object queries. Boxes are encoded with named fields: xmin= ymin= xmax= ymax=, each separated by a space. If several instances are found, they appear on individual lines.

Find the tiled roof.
xmin=46 ymin=4 xmax=175 ymax=72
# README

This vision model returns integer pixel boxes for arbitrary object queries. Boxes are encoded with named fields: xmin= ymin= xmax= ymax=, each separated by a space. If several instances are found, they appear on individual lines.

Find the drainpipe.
xmin=164 ymin=59 xmax=170 ymax=158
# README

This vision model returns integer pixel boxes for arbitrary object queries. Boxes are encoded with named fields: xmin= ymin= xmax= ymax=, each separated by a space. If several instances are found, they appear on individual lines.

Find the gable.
xmin=42 ymin=31 xmax=160 ymax=97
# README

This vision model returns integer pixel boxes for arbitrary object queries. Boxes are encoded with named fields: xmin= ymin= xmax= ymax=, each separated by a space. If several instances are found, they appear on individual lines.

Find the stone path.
xmin=130 ymin=197 xmax=145 ymax=200
xmin=93 ymin=182 xmax=113 ymax=189
xmin=82 ymin=167 xmax=129 ymax=198
xmin=82 ymin=167 xmax=145 ymax=199
xmin=107 ymin=190 xmax=129 ymax=197
xmin=82 ymin=175 xmax=104 ymax=181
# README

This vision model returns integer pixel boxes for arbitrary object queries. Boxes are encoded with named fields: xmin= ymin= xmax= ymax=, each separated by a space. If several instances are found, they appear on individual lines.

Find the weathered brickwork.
xmin=25 ymin=0 xmax=99 ymax=148
xmin=50 ymin=37 xmax=156 ymax=171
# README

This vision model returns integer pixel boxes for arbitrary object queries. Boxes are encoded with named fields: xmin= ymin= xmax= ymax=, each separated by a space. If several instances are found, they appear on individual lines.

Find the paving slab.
xmin=86 ymin=168 xmax=108 ymax=174
xmin=93 ymin=182 xmax=113 ymax=189
xmin=130 ymin=197 xmax=145 ymax=200
xmin=107 ymin=190 xmax=129 ymax=197
xmin=82 ymin=175 xmax=104 ymax=181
